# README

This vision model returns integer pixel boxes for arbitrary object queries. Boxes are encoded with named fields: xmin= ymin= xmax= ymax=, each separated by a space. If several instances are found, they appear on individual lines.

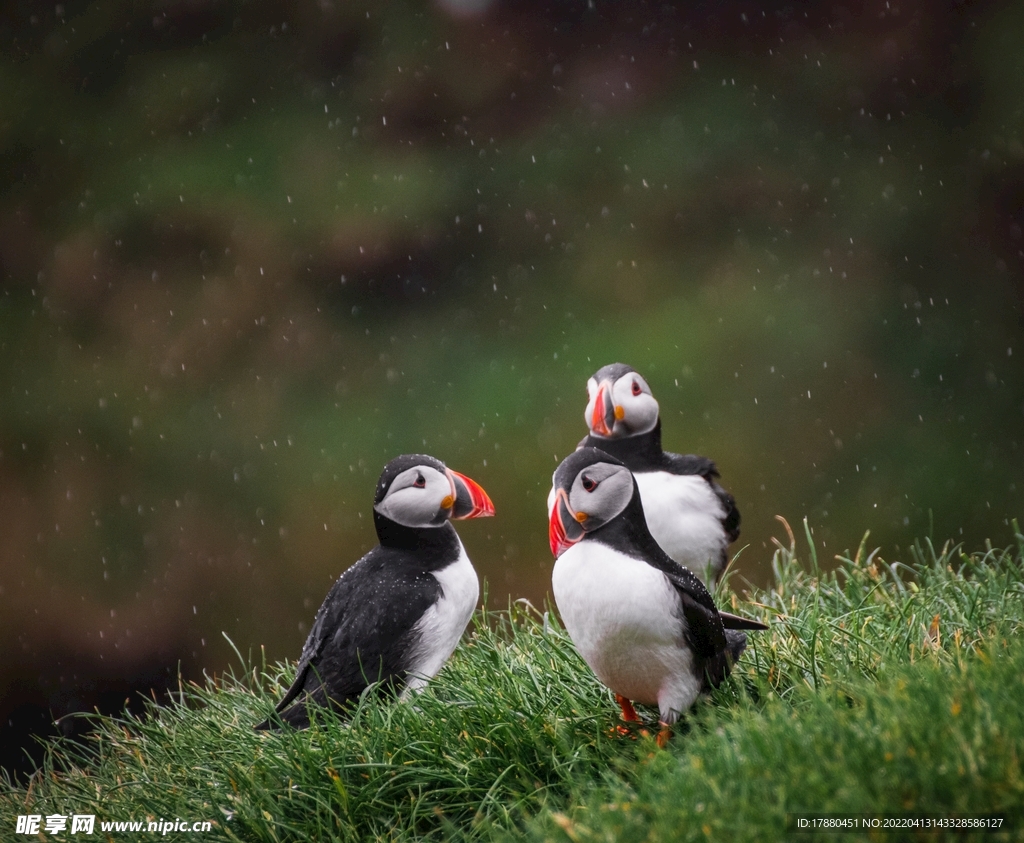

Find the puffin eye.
xmin=581 ymin=474 xmax=597 ymax=492
xmin=413 ymin=473 xmax=426 ymax=488
xmin=631 ymin=380 xmax=642 ymax=396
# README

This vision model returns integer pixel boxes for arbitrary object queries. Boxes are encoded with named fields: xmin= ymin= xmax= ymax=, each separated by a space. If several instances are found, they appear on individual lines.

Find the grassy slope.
xmin=2 ymin=521 xmax=1023 ymax=842
xmin=523 ymin=523 xmax=1024 ymax=843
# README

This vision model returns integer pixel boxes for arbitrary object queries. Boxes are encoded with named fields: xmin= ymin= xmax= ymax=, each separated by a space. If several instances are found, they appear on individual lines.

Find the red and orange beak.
xmin=446 ymin=469 xmax=495 ymax=520
xmin=548 ymin=488 xmax=586 ymax=558
xmin=589 ymin=381 xmax=618 ymax=437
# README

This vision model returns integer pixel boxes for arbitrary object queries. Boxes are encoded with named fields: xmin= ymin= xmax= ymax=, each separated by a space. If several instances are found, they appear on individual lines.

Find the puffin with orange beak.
xmin=549 ymin=447 xmax=766 ymax=745
xmin=578 ymin=363 xmax=740 ymax=586
xmin=257 ymin=454 xmax=494 ymax=729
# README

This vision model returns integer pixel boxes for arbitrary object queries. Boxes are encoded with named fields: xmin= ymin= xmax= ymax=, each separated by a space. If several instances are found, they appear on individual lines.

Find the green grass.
xmin=521 ymin=521 xmax=1024 ymax=843
xmin=3 ymin=521 xmax=1023 ymax=841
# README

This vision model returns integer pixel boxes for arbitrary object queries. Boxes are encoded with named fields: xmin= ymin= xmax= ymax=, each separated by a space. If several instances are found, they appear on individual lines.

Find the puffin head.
xmin=584 ymin=363 xmax=660 ymax=439
xmin=548 ymin=447 xmax=637 ymax=558
xmin=373 ymin=454 xmax=494 ymax=530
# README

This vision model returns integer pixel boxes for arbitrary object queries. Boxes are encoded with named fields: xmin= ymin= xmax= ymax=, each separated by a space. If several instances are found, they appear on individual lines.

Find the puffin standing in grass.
xmin=549 ymin=448 xmax=766 ymax=745
xmin=257 ymin=454 xmax=494 ymax=729
xmin=577 ymin=362 xmax=740 ymax=587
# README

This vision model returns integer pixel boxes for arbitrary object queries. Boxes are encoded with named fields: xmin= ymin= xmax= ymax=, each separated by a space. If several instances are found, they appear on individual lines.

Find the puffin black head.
xmin=373 ymin=454 xmax=494 ymax=534
xmin=585 ymin=363 xmax=659 ymax=439
xmin=548 ymin=447 xmax=637 ymax=558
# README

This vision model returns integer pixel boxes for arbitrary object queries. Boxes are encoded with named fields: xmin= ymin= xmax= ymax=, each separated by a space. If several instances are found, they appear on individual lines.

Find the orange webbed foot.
xmin=615 ymin=694 xmax=641 ymax=723
xmin=655 ymin=722 xmax=672 ymax=748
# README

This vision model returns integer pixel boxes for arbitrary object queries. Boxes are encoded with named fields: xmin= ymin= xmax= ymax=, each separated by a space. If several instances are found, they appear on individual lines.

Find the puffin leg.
xmin=655 ymin=721 xmax=672 ymax=748
xmin=615 ymin=694 xmax=641 ymax=722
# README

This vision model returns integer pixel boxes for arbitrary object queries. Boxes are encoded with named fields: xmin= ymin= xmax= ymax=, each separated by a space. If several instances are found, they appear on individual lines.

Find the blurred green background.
xmin=1 ymin=0 xmax=1022 ymax=775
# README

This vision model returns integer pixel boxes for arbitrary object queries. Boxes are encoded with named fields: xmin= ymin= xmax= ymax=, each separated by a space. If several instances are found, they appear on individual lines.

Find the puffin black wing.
xmin=650 ymin=555 xmax=765 ymax=689
xmin=678 ymin=591 xmax=757 ymax=689
xmin=256 ymin=547 xmax=442 ymax=729
xmin=261 ymin=571 xmax=355 ymax=722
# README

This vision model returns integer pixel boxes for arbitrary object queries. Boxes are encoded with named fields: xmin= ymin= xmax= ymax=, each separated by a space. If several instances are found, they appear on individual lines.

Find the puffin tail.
xmin=719 ymin=610 xmax=769 ymax=631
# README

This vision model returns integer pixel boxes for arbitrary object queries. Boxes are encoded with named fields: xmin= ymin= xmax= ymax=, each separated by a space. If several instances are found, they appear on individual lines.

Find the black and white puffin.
xmin=577 ymin=362 xmax=740 ymax=586
xmin=256 ymin=454 xmax=494 ymax=729
xmin=549 ymin=447 xmax=766 ymax=744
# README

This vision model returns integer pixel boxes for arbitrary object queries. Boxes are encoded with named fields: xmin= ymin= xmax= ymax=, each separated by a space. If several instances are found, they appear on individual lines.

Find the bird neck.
xmin=586 ymin=418 xmax=664 ymax=471
xmin=373 ymin=513 xmax=461 ymax=563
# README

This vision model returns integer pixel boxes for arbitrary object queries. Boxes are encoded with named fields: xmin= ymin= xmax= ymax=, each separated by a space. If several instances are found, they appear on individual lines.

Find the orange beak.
xmin=548 ymin=488 xmax=585 ymax=557
xmin=446 ymin=469 xmax=495 ymax=519
xmin=590 ymin=383 xmax=616 ymax=437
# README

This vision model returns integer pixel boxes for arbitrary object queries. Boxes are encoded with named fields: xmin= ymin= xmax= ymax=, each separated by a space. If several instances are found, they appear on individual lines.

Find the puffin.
xmin=577 ymin=362 xmax=740 ymax=587
xmin=256 ymin=454 xmax=494 ymax=729
xmin=549 ymin=447 xmax=766 ymax=745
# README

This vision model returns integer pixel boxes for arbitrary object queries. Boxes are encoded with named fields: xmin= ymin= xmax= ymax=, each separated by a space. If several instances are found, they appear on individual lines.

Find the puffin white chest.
xmin=634 ymin=471 xmax=726 ymax=580
xmin=551 ymin=542 xmax=695 ymax=709
xmin=403 ymin=540 xmax=479 ymax=695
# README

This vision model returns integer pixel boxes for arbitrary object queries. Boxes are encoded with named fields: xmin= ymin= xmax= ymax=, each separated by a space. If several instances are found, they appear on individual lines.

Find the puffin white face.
xmin=374 ymin=465 xmax=454 ymax=528
xmin=568 ymin=461 xmax=635 ymax=525
xmin=585 ymin=371 xmax=659 ymax=438
xmin=549 ymin=460 xmax=635 ymax=557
